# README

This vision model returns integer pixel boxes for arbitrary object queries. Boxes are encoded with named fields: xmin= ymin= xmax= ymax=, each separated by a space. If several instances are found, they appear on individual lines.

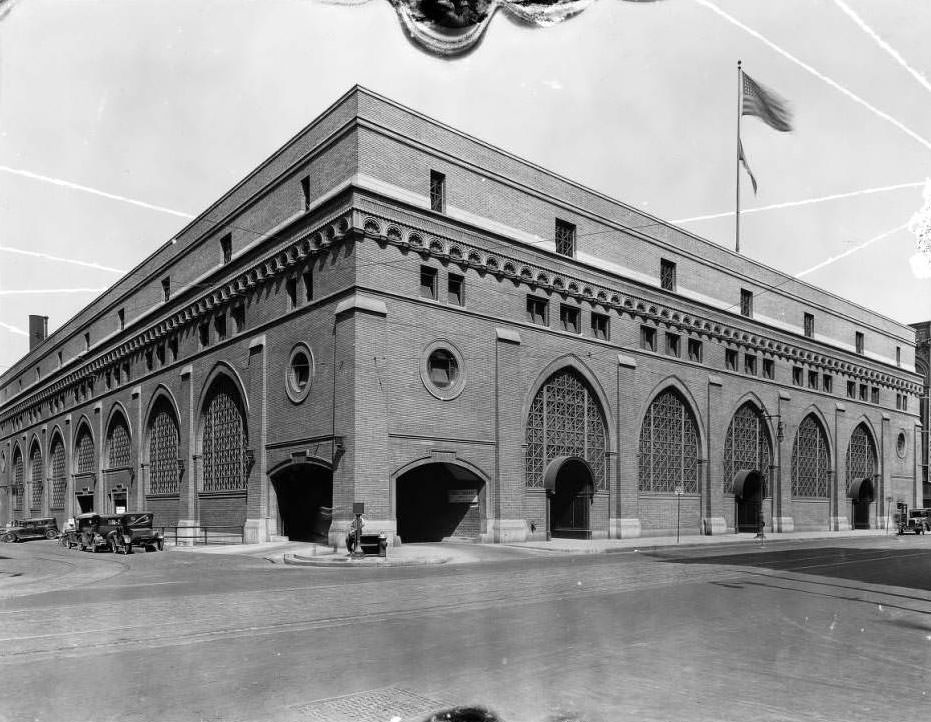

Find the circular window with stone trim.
xmin=285 ymin=343 xmax=315 ymax=403
xmin=420 ymin=340 xmax=466 ymax=401
xmin=896 ymin=431 xmax=907 ymax=459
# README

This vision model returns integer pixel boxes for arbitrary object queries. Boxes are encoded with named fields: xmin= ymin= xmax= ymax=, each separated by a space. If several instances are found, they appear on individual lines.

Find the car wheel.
xmin=46 ymin=530 xmax=58 ymax=540
xmin=1 ymin=533 xmax=13 ymax=543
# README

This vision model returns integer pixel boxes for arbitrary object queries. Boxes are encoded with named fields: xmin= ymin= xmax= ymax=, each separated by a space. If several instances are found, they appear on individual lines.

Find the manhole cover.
xmin=293 ymin=687 xmax=445 ymax=722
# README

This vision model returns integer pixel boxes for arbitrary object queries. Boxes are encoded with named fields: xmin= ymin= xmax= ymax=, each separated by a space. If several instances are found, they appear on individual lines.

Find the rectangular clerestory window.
xmin=870 ymin=387 xmax=879 ymax=405
xmin=725 ymin=348 xmax=738 ymax=371
xmin=665 ymin=332 xmax=680 ymax=357
xmin=804 ymin=313 xmax=814 ymax=338
xmin=527 ymin=296 xmax=549 ymax=326
xmin=808 ymin=370 xmax=819 ymax=390
xmin=301 ymin=176 xmax=311 ymax=211
xmin=420 ymin=266 xmax=438 ymax=300
xmin=591 ymin=312 xmax=609 ymax=340
xmin=688 ymin=338 xmax=703 ymax=363
xmin=792 ymin=366 xmax=803 ymax=386
xmin=162 ymin=277 xmax=171 ymax=302
xmin=640 ymin=326 xmax=657 ymax=352
xmin=220 ymin=234 xmax=232 ymax=265
xmin=559 ymin=304 xmax=580 ymax=334
xmin=447 ymin=273 xmax=464 ymax=306
xmin=430 ymin=170 xmax=446 ymax=213
xmin=744 ymin=354 xmax=757 ymax=375
xmin=555 ymin=219 xmax=576 ymax=258
xmin=740 ymin=289 xmax=753 ymax=318
xmin=855 ymin=331 xmax=864 ymax=355
xmin=660 ymin=259 xmax=677 ymax=292
xmin=847 ymin=380 xmax=856 ymax=399
xmin=286 ymin=276 xmax=298 ymax=309
xmin=762 ymin=358 xmax=775 ymax=380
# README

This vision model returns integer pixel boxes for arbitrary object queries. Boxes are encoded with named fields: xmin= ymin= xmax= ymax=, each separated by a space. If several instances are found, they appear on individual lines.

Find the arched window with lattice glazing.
xmin=791 ymin=415 xmax=831 ymax=498
xmin=201 ymin=378 xmax=248 ymax=493
xmin=524 ymin=368 xmax=607 ymax=491
xmin=50 ymin=438 xmax=65 ymax=510
xmin=148 ymin=401 xmax=180 ymax=496
xmin=29 ymin=443 xmax=43 ymax=511
xmin=845 ymin=423 xmax=877 ymax=493
xmin=638 ymin=389 xmax=701 ymax=493
xmin=107 ymin=416 xmax=132 ymax=469
xmin=75 ymin=428 xmax=96 ymax=475
xmin=12 ymin=449 xmax=23 ymax=511
xmin=723 ymin=402 xmax=772 ymax=495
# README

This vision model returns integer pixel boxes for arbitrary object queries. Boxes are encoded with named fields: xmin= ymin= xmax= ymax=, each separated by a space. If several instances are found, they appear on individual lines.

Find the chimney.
xmin=28 ymin=315 xmax=48 ymax=351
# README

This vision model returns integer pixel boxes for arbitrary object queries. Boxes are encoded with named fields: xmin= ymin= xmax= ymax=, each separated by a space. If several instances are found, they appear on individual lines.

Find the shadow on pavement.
xmin=649 ymin=546 xmax=931 ymax=592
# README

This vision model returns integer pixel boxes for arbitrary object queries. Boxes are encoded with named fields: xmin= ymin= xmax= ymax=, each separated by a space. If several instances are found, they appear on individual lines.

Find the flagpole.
xmin=736 ymin=59 xmax=742 ymax=254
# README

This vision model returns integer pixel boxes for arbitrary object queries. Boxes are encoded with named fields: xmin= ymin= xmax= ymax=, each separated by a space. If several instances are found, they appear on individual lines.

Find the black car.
xmin=1 ymin=517 xmax=60 ymax=543
xmin=100 ymin=512 xmax=164 ymax=553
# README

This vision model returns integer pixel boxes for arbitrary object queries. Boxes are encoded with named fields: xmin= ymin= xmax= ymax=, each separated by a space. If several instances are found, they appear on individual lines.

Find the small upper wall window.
xmin=420 ymin=266 xmax=438 ymax=300
xmin=162 ymin=277 xmax=171 ymax=302
xmin=301 ymin=176 xmax=311 ymax=211
xmin=855 ymin=331 xmax=864 ymax=355
xmin=896 ymin=346 xmax=901 ymax=367
xmin=740 ymin=289 xmax=753 ymax=318
xmin=118 ymin=308 xmax=125 ymax=331
xmin=555 ymin=219 xmax=576 ymax=258
xmin=430 ymin=170 xmax=446 ymax=213
xmin=660 ymin=259 xmax=676 ymax=292
xmin=220 ymin=234 xmax=232 ymax=265
xmin=804 ymin=313 xmax=814 ymax=339
xmin=84 ymin=332 xmax=90 ymax=352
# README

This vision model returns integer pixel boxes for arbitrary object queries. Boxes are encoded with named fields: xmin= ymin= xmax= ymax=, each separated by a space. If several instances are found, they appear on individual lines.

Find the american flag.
xmin=741 ymin=72 xmax=793 ymax=132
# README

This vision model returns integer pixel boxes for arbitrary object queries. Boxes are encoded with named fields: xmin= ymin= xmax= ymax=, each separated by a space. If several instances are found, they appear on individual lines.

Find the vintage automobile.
xmin=1 ymin=517 xmax=60 ymax=543
xmin=100 ymin=512 xmax=164 ymax=553
xmin=906 ymin=508 xmax=931 ymax=534
xmin=73 ymin=513 xmax=104 ymax=551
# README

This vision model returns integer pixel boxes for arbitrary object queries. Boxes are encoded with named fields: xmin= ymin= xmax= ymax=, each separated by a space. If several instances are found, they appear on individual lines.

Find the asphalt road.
xmin=2 ymin=536 xmax=931 ymax=722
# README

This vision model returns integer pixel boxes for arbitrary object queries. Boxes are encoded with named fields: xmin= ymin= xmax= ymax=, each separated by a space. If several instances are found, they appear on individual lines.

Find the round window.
xmin=420 ymin=340 xmax=466 ymax=401
xmin=896 ymin=431 xmax=907 ymax=459
xmin=285 ymin=344 xmax=315 ymax=403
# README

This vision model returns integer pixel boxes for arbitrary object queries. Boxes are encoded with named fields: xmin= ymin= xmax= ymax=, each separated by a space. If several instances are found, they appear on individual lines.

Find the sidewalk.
xmin=170 ymin=526 xmax=900 ymax=568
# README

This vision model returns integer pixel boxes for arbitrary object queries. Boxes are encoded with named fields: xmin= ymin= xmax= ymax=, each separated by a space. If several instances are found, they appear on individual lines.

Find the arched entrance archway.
xmin=733 ymin=469 xmax=765 ymax=533
xmin=271 ymin=463 xmax=333 ymax=542
xmin=544 ymin=456 xmax=593 ymax=539
xmin=848 ymin=477 xmax=874 ymax=530
xmin=396 ymin=462 xmax=485 ymax=542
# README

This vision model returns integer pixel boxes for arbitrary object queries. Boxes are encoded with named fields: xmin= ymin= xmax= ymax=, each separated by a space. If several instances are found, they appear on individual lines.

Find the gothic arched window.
xmin=50 ymin=437 xmax=66 ymax=510
xmin=845 ymin=423 xmax=877 ymax=493
xmin=201 ymin=378 xmax=248 ymax=493
xmin=75 ymin=428 xmax=96 ymax=475
xmin=791 ymin=415 xmax=831 ymax=498
xmin=12 ymin=448 xmax=23 ymax=511
xmin=29 ymin=442 xmax=43 ymax=510
xmin=148 ymin=400 xmax=180 ymax=496
xmin=723 ymin=402 xmax=772 ymax=495
xmin=525 ymin=368 xmax=607 ymax=490
xmin=638 ymin=389 xmax=700 ymax=493
xmin=107 ymin=415 xmax=132 ymax=469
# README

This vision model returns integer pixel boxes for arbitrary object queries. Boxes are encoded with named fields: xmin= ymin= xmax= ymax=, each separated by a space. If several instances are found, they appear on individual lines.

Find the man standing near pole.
xmin=736 ymin=61 xmax=794 ymax=253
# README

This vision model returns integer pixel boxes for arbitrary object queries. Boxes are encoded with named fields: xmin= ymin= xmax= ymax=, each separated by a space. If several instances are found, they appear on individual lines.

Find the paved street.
xmin=2 ymin=535 xmax=931 ymax=722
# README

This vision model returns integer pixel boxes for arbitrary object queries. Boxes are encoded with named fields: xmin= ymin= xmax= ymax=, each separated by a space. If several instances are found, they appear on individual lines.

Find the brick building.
xmin=912 ymin=321 xmax=930 ymax=505
xmin=0 ymin=87 xmax=923 ymax=544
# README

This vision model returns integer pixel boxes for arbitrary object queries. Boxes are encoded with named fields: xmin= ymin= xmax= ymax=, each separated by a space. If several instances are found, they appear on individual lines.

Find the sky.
xmin=0 ymin=0 xmax=929 ymax=375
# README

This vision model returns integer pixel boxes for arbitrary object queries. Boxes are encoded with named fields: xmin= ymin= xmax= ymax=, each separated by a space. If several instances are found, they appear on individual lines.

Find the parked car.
xmin=907 ymin=509 xmax=931 ymax=534
xmin=1 ymin=517 xmax=59 ymax=543
xmin=100 ymin=512 xmax=164 ymax=553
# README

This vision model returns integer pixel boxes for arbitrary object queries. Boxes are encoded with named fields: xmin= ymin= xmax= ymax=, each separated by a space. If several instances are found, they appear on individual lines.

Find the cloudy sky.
xmin=1 ymin=0 xmax=929 ymax=375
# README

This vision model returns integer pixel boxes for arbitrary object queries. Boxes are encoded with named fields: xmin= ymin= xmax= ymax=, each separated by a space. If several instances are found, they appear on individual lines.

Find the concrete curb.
xmin=281 ymin=553 xmax=451 ymax=568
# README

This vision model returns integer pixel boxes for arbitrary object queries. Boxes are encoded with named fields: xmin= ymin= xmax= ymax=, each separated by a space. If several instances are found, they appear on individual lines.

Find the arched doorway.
xmin=271 ymin=463 xmax=333 ymax=542
xmin=396 ymin=462 xmax=485 ymax=543
xmin=544 ymin=456 xmax=594 ymax=539
xmin=846 ymin=423 xmax=877 ymax=530
xmin=733 ymin=469 xmax=765 ymax=533
xmin=848 ymin=477 xmax=874 ymax=530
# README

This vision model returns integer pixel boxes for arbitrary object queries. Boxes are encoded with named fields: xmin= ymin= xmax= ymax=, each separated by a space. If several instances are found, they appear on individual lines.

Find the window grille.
xmin=638 ymin=389 xmax=700 ymax=493
xmin=791 ymin=415 xmax=830 ymax=497
xmin=148 ymin=404 xmax=180 ymax=495
xmin=50 ymin=439 xmax=65 ymax=509
xmin=201 ymin=381 xmax=248 ymax=493
xmin=723 ymin=402 xmax=772 ymax=495
xmin=660 ymin=259 xmax=676 ymax=292
xmin=845 ymin=424 xmax=876 ymax=494
xmin=524 ymin=369 xmax=607 ymax=491
xmin=430 ymin=171 xmax=445 ymax=213
xmin=555 ymin=219 xmax=576 ymax=258
xmin=13 ymin=450 xmax=23 ymax=511
xmin=76 ymin=430 xmax=95 ymax=474
xmin=107 ymin=419 xmax=132 ymax=469
xmin=30 ymin=444 xmax=43 ymax=510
